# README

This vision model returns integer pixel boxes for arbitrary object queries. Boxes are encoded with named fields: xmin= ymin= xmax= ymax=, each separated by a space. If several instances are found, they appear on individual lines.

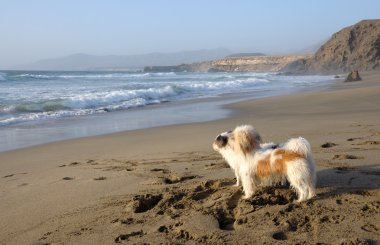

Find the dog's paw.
xmin=242 ymin=195 xmax=252 ymax=200
xmin=295 ymin=198 xmax=307 ymax=203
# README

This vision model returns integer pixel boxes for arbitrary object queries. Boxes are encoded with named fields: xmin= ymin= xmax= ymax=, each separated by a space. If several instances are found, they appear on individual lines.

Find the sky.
xmin=0 ymin=0 xmax=379 ymax=68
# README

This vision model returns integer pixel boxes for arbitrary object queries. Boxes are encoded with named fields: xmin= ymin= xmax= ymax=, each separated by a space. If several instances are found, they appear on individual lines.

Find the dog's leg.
xmin=308 ymin=160 xmax=317 ymax=199
xmin=287 ymin=177 xmax=307 ymax=202
xmin=307 ymin=178 xmax=316 ymax=199
xmin=286 ymin=159 xmax=314 ymax=202
xmin=241 ymin=172 xmax=254 ymax=199
xmin=234 ymin=169 xmax=240 ymax=186
xmin=296 ymin=184 xmax=309 ymax=202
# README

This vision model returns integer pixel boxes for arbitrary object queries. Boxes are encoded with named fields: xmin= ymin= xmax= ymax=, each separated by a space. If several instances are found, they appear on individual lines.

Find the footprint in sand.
xmin=3 ymin=172 xmax=28 ymax=178
xmin=93 ymin=176 xmax=107 ymax=180
xmin=361 ymin=223 xmax=378 ymax=233
xmin=162 ymin=175 xmax=198 ymax=184
xmin=205 ymin=162 xmax=230 ymax=170
xmin=332 ymin=154 xmax=363 ymax=160
xmin=62 ymin=177 xmax=74 ymax=180
xmin=272 ymin=231 xmax=288 ymax=241
xmin=353 ymin=140 xmax=380 ymax=145
xmin=150 ymin=168 xmax=170 ymax=174
xmin=2 ymin=174 xmax=15 ymax=178
xmin=132 ymin=194 xmax=163 ymax=213
xmin=321 ymin=142 xmax=338 ymax=148
xmin=115 ymin=230 xmax=144 ymax=243
xmin=111 ymin=218 xmax=144 ymax=225
xmin=59 ymin=162 xmax=81 ymax=167
xmin=347 ymin=136 xmax=365 ymax=141
xmin=334 ymin=166 xmax=356 ymax=174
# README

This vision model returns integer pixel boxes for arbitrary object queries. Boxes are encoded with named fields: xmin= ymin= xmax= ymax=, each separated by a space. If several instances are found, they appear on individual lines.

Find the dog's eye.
xmin=216 ymin=135 xmax=228 ymax=146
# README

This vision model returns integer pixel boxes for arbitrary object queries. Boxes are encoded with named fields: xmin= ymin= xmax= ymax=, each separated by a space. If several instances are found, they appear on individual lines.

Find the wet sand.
xmin=0 ymin=71 xmax=379 ymax=244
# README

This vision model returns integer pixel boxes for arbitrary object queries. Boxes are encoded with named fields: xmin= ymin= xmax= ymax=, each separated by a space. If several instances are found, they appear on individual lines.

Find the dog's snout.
xmin=215 ymin=134 xmax=228 ymax=147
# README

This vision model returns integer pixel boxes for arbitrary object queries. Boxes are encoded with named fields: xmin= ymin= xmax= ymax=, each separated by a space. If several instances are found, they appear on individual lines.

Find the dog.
xmin=213 ymin=125 xmax=316 ymax=202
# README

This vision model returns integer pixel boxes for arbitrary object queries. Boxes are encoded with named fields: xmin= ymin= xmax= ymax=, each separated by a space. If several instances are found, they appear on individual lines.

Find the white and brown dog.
xmin=213 ymin=125 xmax=316 ymax=202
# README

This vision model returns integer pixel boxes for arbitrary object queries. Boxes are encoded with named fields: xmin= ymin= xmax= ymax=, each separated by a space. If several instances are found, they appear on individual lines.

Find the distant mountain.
xmin=283 ymin=19 xmax=380 ymax=73
xmin=15 ymin=48 xmax=232 ymax=71
xmin=225 ymin=53 xmax=266 ymax=58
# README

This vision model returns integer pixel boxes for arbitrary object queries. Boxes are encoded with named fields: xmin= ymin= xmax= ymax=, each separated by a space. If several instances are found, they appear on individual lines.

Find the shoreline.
xmin=0 ymin=75 xmax=335 ymax=153
xmin=0 ymin=71 xmax=379 ymax=244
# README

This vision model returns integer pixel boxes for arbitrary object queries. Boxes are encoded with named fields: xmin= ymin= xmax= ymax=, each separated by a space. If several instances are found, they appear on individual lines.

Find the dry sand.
xmin=0 ymin=72 xmax=379 ymax=244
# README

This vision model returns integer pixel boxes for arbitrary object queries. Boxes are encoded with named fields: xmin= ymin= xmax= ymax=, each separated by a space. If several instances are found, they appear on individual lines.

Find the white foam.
xmin=65 ymin=86 xmax=177 ymax=109
xmin=0 ymin=71 xmax=334 ymax=126
xmin=0 ymin=109 xmax=100 ymax=126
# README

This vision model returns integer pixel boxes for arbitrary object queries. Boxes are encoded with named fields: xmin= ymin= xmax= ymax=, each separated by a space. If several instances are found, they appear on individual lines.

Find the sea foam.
xmin=0 ymin=71 xmax=334 ymax=126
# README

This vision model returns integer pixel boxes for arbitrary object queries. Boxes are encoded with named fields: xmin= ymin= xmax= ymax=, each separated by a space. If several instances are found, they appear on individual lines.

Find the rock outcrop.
xmin=144 ymin=55 xmax=309 ymax=73
xmin=212 ymin=55 xmax=308 ymax=72
xmin=283 ymin=19 xmax=380 ymax=73
xmin=345 ymin=70 xmax=362 ymax=82
xmin=145 ymin=20 xmax=380 ymax=74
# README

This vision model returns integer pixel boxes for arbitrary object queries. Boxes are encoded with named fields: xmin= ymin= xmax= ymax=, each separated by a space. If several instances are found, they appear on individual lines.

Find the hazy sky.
xmin=0 ymin=0 xmax=379 ymax=68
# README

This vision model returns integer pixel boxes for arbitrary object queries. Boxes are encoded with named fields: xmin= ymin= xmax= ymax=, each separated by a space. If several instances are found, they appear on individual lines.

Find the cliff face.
xmin=146 ymin=20 xmax=380 ymax=74
xmin=180 ymin=55 xmax=310 ymax=72
xmin=284 ymin=20 xmax=380 ymax=73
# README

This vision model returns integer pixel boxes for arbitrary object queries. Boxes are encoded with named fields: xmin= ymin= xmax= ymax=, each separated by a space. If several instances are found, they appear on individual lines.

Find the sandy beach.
xmin=0 ymin=72 xmax=379 ymax=244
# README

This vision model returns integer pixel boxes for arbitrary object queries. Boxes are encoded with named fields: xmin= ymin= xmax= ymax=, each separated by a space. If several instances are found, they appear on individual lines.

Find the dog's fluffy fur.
xmin=213 ymin=125 xmax=316 ymax=202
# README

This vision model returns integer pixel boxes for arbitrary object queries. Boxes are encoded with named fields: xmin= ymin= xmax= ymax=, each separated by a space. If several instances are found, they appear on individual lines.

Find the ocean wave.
xmin=0 ymin=109 xmax=100 ymax=126
xmin=0 ymin=71 xmax=334 ymax=126
xmin=65 ymin=86 xmax=177 ymax=109
xmin=0 ymin=97 xmax=167 ymax=126
xmin=14 ymin=74 xmax=53 ymax=79
xmin=180 ymin=77 xmax=269 ymax=91
xmin=12 ymin=72 xmax=177 ymax=80
xmin=4 ymin=100 xmax=69 ymax=113
xmin=0 ymin=72 xmax=6 ymax=81
xmin=3 ymin=86 xmax=178 ymax=114
xmin=1 ymin=76 xmax=270 ymax=115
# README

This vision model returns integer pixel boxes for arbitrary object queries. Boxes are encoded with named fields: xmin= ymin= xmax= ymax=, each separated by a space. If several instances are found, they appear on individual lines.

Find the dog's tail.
xmin=284 ymin=137 xmax=312 ymax=159
xmin=284 ymin=137 xmax=316 ymax=188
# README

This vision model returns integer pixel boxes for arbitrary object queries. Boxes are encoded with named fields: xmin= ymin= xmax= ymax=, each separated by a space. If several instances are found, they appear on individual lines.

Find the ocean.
xmin=0 ymin=70 xmax=334 ymax=151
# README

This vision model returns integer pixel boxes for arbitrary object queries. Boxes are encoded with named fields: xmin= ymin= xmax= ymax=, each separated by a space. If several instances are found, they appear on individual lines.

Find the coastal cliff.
xmin=196 ymin=55 xmax=310 ymax=72
xmin=145 ymin=55 xmax=310 ymax=72
xmin=146 ymin=20 xmax=380 ymax=74
xmin=283 ymin=19 xmax=380 ymax=73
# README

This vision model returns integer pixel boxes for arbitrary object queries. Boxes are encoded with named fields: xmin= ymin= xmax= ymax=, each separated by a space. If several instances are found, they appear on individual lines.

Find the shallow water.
xmin=0 ymin=70 xmax=335 ymax=152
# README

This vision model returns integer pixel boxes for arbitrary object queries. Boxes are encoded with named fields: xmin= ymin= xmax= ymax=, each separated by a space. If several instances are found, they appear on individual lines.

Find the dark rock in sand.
xmin=345 ymin=70 xmax=362 ymax=82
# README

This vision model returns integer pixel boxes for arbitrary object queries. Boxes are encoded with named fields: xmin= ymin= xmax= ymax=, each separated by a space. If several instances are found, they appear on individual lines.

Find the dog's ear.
xmin=233 ymin=125 xmax=261 ymax=155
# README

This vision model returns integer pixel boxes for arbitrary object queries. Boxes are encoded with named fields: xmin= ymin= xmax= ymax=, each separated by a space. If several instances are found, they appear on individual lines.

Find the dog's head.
xmin=213 ymin=125 xmax=262 ymax=155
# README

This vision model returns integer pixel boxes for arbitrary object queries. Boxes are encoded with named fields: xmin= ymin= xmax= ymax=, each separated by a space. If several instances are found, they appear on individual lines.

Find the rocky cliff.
xmin=178 ymin=55 xmax=310 ymax=72
xmin=284 ymin=19 xmax=380 ymax=73
xmin=146 ymin=20 xmax=380 ymax=74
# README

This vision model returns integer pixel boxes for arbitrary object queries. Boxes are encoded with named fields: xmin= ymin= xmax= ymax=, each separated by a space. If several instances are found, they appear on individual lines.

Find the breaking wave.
xmin=0 ymin=71 xmax=334 ymax=126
